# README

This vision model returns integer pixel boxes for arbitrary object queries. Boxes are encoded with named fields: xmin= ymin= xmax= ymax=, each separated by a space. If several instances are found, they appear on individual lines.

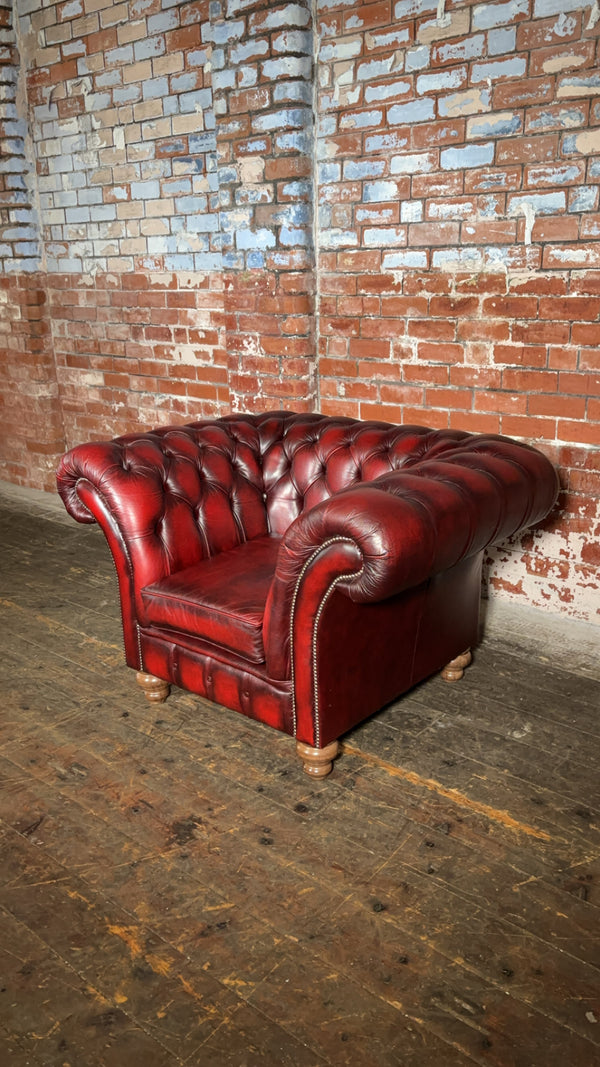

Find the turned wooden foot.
xmin=296 ymin=740 xmax=340 ymax=779
xmin=136 ymin=671 xmax=170 ymax=703
xmin=441 ymin=649 xmax=472 ymax=682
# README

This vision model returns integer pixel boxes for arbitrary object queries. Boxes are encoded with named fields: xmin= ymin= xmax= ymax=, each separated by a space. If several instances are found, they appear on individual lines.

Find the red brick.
xmin=425 ymin=387 xmax=472 ymax=410
xmin=457 ymin=320 xmax=510 ymax=343
xmin=560 ymin=372 xmax=600 ymax=395
xmin=449 ymin=411 xmax=500 ymax=434
xmin=529 ymin=42 xmax=595 ymax=78
xmin=483 ymin=296 xmax=539 ymax=318
xmin=379 ymin=383 xmax=424 ymax=405
xmin=528 ymin=394 xmax=586 ymax=419
xmin=501 ymin=415 xmax=556 ymax=439
xmin=493 ymin=77 xmax=555 ymax=110
xmin=461 ymin=220 xmax=517 ymax=244
xmin=493 ymin=344 xmax=547 ymax=367
xmin=408 ymin=319 xmax=456 ymax=341
xmin=548 ymin=347 xmax=579 ymax=370
xmin=348 ymin=338 xmax=391 ymax=360
xmin=529 ymin=216 xmax=580 ymax=243
xmin=464 ymin=167 xmax=522 ymax=194
xmin=474 ymin=390 xmax=527 ymax=415
xmin=512 ymin=321 xmax=569 ymax=345
xmin=411 ymin=119 xmax=465 ymax=149
xmin=343 ymin=0 xmax=390 ymax=30
xmin=380 ymin=295 xmax=428 ymax=317
xmin=408 ymin=221 xmax=459 ymax=246
xmin=320 ymin=357 xmax=358 ymax=377
xmin=417 ymin=342 xmax=465 ymax=364
xmin=358 ymin=360 xmax=404 ymax=381
xmin=558 ymin=419 xmax=600 ymax=446
xmin=539 ymin=296 xmax=600 ymax=320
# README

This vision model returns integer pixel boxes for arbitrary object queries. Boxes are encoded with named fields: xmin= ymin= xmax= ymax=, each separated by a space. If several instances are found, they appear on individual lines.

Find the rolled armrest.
xmin=278 ymin=437 xmax=558 ymax=604
xmin=263 ymin=439 xmax=558 ymax=678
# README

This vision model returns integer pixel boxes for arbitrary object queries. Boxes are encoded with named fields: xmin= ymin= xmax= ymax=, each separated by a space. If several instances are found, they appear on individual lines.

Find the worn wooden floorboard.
xmin=1 ymin=488 xmax=599 ymax=1066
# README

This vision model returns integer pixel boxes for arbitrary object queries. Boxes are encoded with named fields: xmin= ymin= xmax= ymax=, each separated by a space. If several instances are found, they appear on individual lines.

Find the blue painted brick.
xmin=105 ymin=45 xmax=133 ymax=66
xmin=533 ymin=0 xmax=585 ymax=14
xmin=468 ymin=113 xmax=522 ymax=138
xmin=383 ymin=250 xmax=428 ymax=269
xmin=189 ymin=133 xmax=219 ymax=153
xmin=488 ymin=27 xmax=516 ymax=55
xmin=569 ymin=186 xmax=598 ymax=212
xmin=472 ymin=57 xmax=527 ymax=83
xmin=203 ymin=19 xmax=245 ymax=45
xmin=388 ymin=99 xmax=435 ymax=125
xmin=131 ymin=180 xmax=161 ymax=199
xmin=194 ymin=252 xmax=223 ymax=269
xmin=394 ymin=0 xmax=437 ymax=17
xmin=171 ymin=73 xmax=199 ymax=93
xmin=249 ymin=4 xmax=309 ymax=30
xmin=114 ymin=86 xmax=141 ymax=104
xmin=417 ymin=68 xmax=466 ymax=94
xmin=188 ymin=49 xmax=209 ymax=67
xmin=164 ymin=254 xmax=195 ymax=270
xmin=272 ymin=30 xmax=312 ymax=54
xmin=134 ymin=36 xmax=166 ymax=61
xmin=441 ymin=142 xmax=495 ymax=170
xmin=211 ymin=70 xmax=236 ymax=90
xmin=253 ymin=108 xmax=307 ymax=132
xmin=340 ymin=109 xmax=383 ymax=130
xmin=343 ymin=160 xmax=386 ymax=179
xmin=143 ymin=77 xmax=170 ymax=100
xmin=236 ymin=227 xmax=276 ymax=249
xmin=148 ymin=10 xmax=179 ymax=34
xmin=180 ymin=89 xmax=213 ymax=114
xmin=275 ymin=130 xmax=310 ymax=153
xmin=281 ymin=180 xmax=311 ymax=198
xmin=274 ymin=81 xmax=312 ymax=104
xmin=363 ymin=180 xmax=400 ymax=202
xmin=473 ymin=0 xmax=528 ymax=29
xmin=230 ymin=39 xmax=269 ymax=64
xmin=508 ymin=191 xmax=566 ymax=215
xmin=262 ymin=57 xmax=311 ymax=80
xmin=280 ymin=226 xmax=309 ymax=246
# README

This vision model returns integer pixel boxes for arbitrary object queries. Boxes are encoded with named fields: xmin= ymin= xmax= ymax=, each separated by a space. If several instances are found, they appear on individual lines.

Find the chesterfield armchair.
xmin=57 ymin=412 xmax=558 ymax=777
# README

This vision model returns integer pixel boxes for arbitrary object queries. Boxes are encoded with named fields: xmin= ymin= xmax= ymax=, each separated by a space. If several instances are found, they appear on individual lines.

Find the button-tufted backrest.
xmin=257 ymin=414 xmax=472 ymax=535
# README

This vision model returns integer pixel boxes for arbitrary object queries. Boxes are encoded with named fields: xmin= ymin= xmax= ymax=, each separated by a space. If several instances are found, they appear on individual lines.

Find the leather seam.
xmin=311 ymin=564 xmax=364 ymax=748
xmin=289 ymin=536 xmax=363 ymax=743
xmin=75 ymin=477 xmax=143 ymax=670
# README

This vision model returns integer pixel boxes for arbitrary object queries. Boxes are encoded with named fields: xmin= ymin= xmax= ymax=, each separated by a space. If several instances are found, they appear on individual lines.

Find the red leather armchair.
xmin=57 ymin=413 xmax=559 ymax=777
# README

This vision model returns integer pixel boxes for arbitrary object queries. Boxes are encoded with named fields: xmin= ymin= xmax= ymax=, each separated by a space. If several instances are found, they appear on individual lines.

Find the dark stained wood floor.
xmin=1 ymin=481 xmax=599 ymax=1067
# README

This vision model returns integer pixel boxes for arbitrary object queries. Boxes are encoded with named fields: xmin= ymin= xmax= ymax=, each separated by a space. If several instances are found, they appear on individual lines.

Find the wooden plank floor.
xmin=0 ymin=481 xmax=599 ymax=1067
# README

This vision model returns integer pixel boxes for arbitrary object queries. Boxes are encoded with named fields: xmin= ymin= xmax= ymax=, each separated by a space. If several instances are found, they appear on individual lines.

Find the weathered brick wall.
xmin=315 ymin=0 xmax=600 ymax=621
xmin=211 ymin=0 xmax=316 ymax=411
xmin=1 ymin=0 xmax=599 ymax=622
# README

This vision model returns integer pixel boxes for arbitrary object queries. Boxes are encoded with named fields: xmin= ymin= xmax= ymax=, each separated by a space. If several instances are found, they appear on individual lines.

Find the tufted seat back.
xmin=258 ymin=415 xmax=471 ymax=534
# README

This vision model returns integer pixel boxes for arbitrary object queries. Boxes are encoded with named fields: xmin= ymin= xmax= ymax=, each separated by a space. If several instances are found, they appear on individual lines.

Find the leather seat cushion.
xmin=140 ymin=535 xmax=280 ymax=663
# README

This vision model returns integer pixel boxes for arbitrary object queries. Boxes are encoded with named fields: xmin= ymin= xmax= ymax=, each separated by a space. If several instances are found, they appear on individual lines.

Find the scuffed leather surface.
xmin=141 ymin=535 xmax=280 ymax=664
xmin=57 ymin=412 xmax=559 ymax=745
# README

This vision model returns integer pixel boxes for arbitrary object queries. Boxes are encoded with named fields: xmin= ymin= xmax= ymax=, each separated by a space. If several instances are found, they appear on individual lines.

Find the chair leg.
xmin=136 ymin=671 xmax=170 ymax=703
xmin=296 ymin=739 xmax=340 ymax=778
xmin=441 ymin=649 xmax=472 ymax=682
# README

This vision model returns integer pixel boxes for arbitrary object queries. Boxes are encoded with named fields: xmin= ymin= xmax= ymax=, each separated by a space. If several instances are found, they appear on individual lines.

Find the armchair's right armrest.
xmin=263 ymin=439 xmax=559 ymax=681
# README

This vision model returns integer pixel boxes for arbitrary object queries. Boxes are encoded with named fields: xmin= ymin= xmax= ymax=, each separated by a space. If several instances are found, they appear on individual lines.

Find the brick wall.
xmin=0 ymin=0 xmax=598 ymax=623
